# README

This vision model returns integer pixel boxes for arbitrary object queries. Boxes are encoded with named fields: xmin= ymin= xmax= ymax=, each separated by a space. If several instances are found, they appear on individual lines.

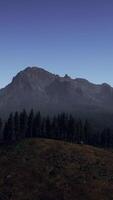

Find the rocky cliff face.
xmin=0 ymin=66 xmax=113 ymax=120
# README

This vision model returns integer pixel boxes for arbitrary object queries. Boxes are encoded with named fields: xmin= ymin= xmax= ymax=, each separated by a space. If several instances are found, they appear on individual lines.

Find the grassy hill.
xmin=0 ymin=139 xmax=113 ymax=200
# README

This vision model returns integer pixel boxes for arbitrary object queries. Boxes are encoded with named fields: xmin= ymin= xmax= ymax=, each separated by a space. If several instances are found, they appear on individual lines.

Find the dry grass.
xmin=0 ymin=139 xmax=113 ymax=200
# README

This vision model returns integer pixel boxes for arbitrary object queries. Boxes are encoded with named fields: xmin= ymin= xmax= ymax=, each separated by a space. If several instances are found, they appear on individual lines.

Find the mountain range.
xmin=0 ymin=66 xmax=113 ymax=128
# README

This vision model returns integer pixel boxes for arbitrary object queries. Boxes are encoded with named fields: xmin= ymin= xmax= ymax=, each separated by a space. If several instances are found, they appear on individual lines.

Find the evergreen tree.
xmin=32 ymin=112 xmax=42 ymax=137
xmin=20 ymin=110 xmax=28 ymax=139
xmin=45 ymin=116 xmax=51 ymax=138
xmin=26 ymin=110 xmax=34 ymax=138
xmin=0 ymin=118 xmax=3 ymax=139
xmin=51 ymin=116 xmax=58 ymax=139
xmin=67 ymin=115 xmax=75 ymax=142
xmin=60 ymin=113 xmax=67 ymax=140
xmin=8 ymin=113 xmax=14 ymax=140
xmin=106 ymin=128 xmax=111 ymax=148
xmin=101 ymin=128 xmax=112 ymax=148
xmin=3 ymin=122 xmax=8 ymax=141
xmin=41 ymin=117 xmax=46 ymax=137
xmin=84 ymin=120 xmax=91 ymax=144
xmin=3 ymin=113 xmax=14 ymax=142
xmin=57 ymin=114 xmax=67 ymax=139
xmin=14 ymin=112 xmax=20 ymax=140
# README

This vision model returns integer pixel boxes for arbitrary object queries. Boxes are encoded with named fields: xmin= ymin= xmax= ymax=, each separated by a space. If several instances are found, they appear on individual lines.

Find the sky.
xmin=0 ymin=0 xmax=113 ymax=88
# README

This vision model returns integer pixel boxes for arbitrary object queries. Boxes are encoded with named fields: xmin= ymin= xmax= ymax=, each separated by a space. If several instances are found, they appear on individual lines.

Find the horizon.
xmin=0 ymin=0 xmax=113 ymax=88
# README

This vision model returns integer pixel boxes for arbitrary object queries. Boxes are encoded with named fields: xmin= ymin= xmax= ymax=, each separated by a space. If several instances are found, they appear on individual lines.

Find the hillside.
xmin=0 ymin=139 xmax=113 ymax=200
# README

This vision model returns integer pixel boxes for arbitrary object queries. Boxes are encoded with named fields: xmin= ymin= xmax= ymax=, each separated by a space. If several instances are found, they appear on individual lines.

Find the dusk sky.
xmin=0 ymin=0 xmax=113 ymax=88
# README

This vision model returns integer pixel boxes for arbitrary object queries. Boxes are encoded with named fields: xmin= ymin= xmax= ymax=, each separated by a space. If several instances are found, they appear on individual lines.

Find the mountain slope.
xmin=0 ymin=66 xmax=113 ymax=120
xmin=1 ymin=139 xmax=113 ymax=200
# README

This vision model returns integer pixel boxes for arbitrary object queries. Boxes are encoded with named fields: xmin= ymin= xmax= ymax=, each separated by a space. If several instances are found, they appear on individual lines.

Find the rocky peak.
xmin=0 ymin=66 xmax=113 ymax=119
xmin=24 ymin=66 xmax=51 ymax=74
xmin=11 ymin=66 xmax=55 ymax=89
xmin=101 ymin=83 xmax=112 ymax=95
xmin=64 ymin=74 xmax=70 ymax=79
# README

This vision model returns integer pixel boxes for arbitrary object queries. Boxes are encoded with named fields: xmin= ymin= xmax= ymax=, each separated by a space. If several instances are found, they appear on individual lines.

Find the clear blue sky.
xmin=0 ymin=0 xmax=113 ymax=88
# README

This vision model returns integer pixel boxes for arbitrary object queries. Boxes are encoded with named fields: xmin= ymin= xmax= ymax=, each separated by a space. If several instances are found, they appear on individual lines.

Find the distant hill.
xmin=0 ymin=66 xmax=113 ymax=129
xmin=1 ymin=138 xmax=113 ymax=200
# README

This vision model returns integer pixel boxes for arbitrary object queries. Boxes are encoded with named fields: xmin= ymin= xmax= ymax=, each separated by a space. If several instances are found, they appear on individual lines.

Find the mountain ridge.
xmin=0 ymin=66 xmax=112 ymax=90
xmin=0 ymin=66 xmax=113 ymax=129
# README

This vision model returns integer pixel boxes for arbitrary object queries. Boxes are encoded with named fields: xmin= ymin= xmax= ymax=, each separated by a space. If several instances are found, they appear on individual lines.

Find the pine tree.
xmin=32 ymin=112 xmax=42 ymax=137
xmin=75 ymin=120 xmax=84 ymax=143
xmin=3 ymin=113 xmax=14 ymax=142
xmin=84 ymin=120 xmax=91 ymax=144
xmin=3 ymin=122 xmax=8 ymax=141
xmin=101 ymin=128 xmax=112 ymax=148
xmin=41 ymin=117 xmax=46 ymax=138
xmin=8 ymin=113 xmax=14 ymax=141
xmin=60 ymin=113 xmax=67 ymax=140
xmin=57 ymin=114 xmax=66 ymax=139
xmin=0 ymin=118 xmax=3 ymax=140
xmin=51 ymin=116 xmax=58 ymax=139
xmin=26 ymin=110 xmax=34 ymax=138
xmin=20 ymin=110 xmax=28 ymax=139
xmin=67 ymin=115 xmax=75 ymax=142
xmin=45 ymin=116 xmax=51 ymax=138
xmin=14 ymin=112 xmax=20 ymax=140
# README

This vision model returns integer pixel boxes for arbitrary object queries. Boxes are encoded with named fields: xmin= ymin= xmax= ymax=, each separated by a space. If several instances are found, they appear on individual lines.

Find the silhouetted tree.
xmin=100 ymin=128 xmax=112 ymax=148
xmin=84 ymin=120 xmax=91 ymax=144
xmin=3 ymin=113 xmax=14 ymax=142
xmin=67 ymin=115 xmax=75 ymax=142
xmin=51 ymin=116 xmax=59 ymax=139
xmin=0 ymin=118 xmax=3 ymax=139
xmin=41 ymin=117 xmax=46 ymax=137
xmin=26 ymin=110 xmax=34 ymax=138
xmin=20 ymin=110 xmax=28 ymax=139
xmin=75 ymin=120 xmax=84 ymax=143
xmin=14 ymin=112 xmax=20 ymax=140
xmin=32 ymin=112 xmax=42 ymax=137
xmin=3 ymin=122 xmax=8 ymax=141
xmin=2 ymin=109 xmax=113 ymax=149
xmin=45 ymin=116 xmax=51 ymax=138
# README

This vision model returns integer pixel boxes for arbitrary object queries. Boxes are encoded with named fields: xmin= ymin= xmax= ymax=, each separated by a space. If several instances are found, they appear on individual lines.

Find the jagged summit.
xmin=11 ymin=66 xmax=111 ymax=88
xmin=23 ymin=66 xmax=53 ymax=74
xmin=64 ymin=74 xmax=71 ymax=79
xmin=11 ymin=66 xmax=55 ymax=87
xmin=13 ymin=66 xmax=53 ymax=79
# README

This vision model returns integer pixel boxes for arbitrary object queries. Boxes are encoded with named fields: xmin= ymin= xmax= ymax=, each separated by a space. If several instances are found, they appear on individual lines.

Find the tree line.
xmin=0 ymin=110 xmax=113 ymax=148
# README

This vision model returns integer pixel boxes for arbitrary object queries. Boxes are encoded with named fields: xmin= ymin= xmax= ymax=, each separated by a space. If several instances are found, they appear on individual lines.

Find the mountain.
xmin=0 ymin=66 xmax=113 ymax=128
xmin=1 ymin=138 xmax=113 ymax=200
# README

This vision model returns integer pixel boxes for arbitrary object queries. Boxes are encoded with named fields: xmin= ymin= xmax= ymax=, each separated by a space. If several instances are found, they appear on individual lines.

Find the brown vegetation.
xmin=0 ymin=139 xmax=113 ymax=200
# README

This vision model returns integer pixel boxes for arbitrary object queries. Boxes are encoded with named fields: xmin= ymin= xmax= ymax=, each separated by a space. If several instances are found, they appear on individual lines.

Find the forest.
xmin=0 ymin=110 xmax=112 ymax=148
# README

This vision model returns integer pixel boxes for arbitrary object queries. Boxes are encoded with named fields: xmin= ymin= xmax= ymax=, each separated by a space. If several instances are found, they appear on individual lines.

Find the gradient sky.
xmin=0 ymin=0 xmax=113 ymax=88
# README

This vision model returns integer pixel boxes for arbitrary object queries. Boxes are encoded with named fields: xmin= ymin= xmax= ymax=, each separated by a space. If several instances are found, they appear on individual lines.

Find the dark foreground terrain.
xmin=0 ymin=139 xmax=113 ymax=200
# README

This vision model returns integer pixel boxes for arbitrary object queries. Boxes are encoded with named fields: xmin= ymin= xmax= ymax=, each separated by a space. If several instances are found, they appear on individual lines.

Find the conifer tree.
xmin=76 ymin=120 xmax=84 ymax=143
xmin=51 ymin=116 xmax=58 ymax=139
xmin=3 ymin=122 xmax=8 ymax=141
xmin=32 ymin=112 xmax=42 ymax=137
xmin=8 ymin=113 xmax=14 ymax=141
xmin=84 ymin=120 xmax=91 ymax=144
xmin=3 ymin=113 xmax=14 ymax=142
xmin=20 ymin=110 xmax=28 ymax=139
xmin=14 ymin=112 xmax=20 ymax=140
xmin=67 ymin=115 xmax=75 ymax=142
xmin=26 ymin=109 xmax=34 ymax=138
xmin=41 ymin=117 xmax=46 ymax=137
xmin=0 ymin=118 xmax=3 ymax=139
xmin=45 ymin=116 xmax=51 ymax=138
